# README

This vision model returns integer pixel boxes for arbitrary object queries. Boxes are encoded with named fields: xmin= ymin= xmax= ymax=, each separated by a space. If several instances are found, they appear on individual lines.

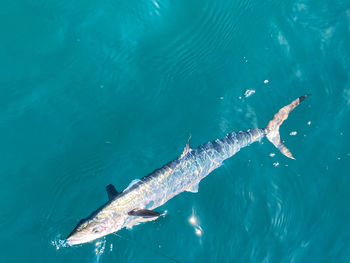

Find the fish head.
xmin=66 ymin=214 xmax=115 ymax=246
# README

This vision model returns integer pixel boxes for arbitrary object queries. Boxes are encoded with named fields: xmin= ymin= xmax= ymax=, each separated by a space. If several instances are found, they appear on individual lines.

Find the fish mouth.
xmin=66 ymin=232 xmax=87 ymax=246
xmin=66 ymin=235 xmax=80 ymax=246
xmin=66 ymin=236 xmax=92 ymax=246
xmin=66 ymin=231 xmax=104 ymax=246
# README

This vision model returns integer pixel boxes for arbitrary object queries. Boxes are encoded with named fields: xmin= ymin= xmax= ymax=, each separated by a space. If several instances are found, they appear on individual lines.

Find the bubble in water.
xmin=51 ymin=236 xmax=69 ymax=250
xmin=289 ymin=131 xmax=297 ymax=136
xmin=244 ymin=89 xmax=255 ymax=98
xmin=189 ymin=208 xmax=203 ymax=238
xmin=153 ymin=0 xmax=160 ymax=9
xmin=269 ymin=153 xmax=276 ymax=157
xmin=195 ymin=226 xmax=203 ymax=236
xmin=273 ymin=162 xmax=279 ymax=167
xmin=264 ymin=79 xmax=269 ymax=84
xmin=94 ymin=238 xmax=106 ymax=257
xmin=189 ymin=216 xmax=197 ymax=225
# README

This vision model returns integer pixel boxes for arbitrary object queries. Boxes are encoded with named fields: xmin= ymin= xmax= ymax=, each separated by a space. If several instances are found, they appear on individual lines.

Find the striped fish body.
xmin=141 ymin=129 xmax=265 ymax=203
xmin=73 ymin=129 xmax=265 ymax=242
xmin=66 ymin=96 xmax=309 ymax=246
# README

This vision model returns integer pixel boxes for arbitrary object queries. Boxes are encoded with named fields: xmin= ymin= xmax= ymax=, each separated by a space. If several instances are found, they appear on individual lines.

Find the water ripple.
xmin=144 ymin=1 xmax=252 ymax=80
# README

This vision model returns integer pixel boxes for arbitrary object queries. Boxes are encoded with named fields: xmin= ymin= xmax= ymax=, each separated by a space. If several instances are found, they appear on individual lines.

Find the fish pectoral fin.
xmin=128 ymin=209 xmax=161 ymax=217
xmin=106 ymin=184 xmax=119 ymax=200
xmin=186 ymin=183 xmax=199 ymax=193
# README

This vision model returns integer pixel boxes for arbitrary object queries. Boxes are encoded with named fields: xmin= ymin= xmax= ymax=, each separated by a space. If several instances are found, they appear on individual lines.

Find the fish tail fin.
xmin=264 ymin=95 xmax=310 ymax=159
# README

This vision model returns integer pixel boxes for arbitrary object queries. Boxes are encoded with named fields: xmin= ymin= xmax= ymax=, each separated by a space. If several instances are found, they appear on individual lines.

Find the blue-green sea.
xmin=1 ymin=0 xmax=350 ymax=262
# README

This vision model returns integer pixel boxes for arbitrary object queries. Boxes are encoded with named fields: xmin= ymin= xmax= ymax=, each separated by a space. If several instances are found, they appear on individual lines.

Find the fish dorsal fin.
xmin=179 ymin=135 xmax=192 ymax=159
xmin=186 ymin=183 xmax=199 ymax=193
xmin=106 ymin=184 xmax=119 ymax=200
xmin=128 ymin=209 xmax=161 ymax=217
xmin=124 ymin=179 xmax=141 ymax=192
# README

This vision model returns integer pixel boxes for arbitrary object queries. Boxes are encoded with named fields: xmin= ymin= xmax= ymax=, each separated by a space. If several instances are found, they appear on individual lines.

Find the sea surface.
xmin=1 ymin=0 xmax=350 ymax=262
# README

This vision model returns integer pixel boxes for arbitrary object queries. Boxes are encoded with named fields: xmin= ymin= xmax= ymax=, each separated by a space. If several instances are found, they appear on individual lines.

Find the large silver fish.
xmin=66 ymin=95 xmax=309 ymax=246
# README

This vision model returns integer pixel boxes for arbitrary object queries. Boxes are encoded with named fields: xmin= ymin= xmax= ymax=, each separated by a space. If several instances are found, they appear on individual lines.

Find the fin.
xmin=124 ymin=179 xmax=141 ymax=192
xmin=179 ymin=135 xmax=192 ymax=159
xmin=106 ymin=184 xmax=119 ymax=200
xmin=125 ymin=216 xmax=159 ymax=229
xmin=186 ymin=183 xmax=199 ymax=193
xmin=265 ymin=95 xmax=310 ymax=159
xmin=128 ymin=209 xmax=161 ymax=217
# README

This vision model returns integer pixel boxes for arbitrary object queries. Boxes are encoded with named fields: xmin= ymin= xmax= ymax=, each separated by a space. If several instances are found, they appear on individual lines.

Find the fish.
xmin=66 ymin=95 xmax=309 ymax=246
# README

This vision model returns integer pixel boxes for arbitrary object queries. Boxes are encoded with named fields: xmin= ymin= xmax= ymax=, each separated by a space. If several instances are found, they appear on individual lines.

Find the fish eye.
xmin=92 ymin=227 xmax=100 ymax=234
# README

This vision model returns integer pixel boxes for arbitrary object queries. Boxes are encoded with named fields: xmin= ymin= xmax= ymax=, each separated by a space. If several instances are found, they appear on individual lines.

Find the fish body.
xmin=66 ymin=95 xmax=309 ymax=246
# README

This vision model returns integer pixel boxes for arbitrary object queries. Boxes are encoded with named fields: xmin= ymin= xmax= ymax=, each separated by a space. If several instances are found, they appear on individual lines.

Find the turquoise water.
xmin=1 ymin=0 xmax=350 ymax=262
